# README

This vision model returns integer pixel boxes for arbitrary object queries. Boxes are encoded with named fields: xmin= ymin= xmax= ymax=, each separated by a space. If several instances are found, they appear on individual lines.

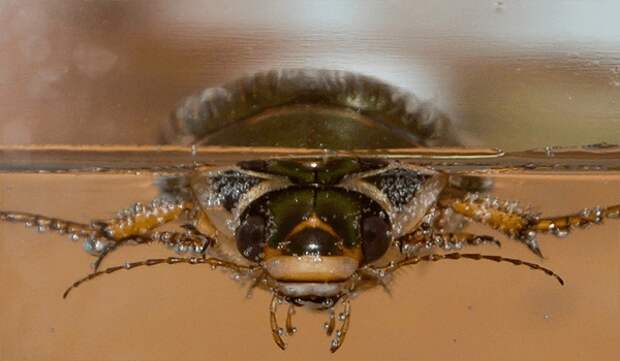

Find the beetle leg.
xmin=154 ymin=224 xmax=214 ymax=256
xmin=1 ymin=197 xmax=194 ymax=253
xmin=443 ymin=194 xmax=619 ymax=257
xmin=84 ymin=197 xmax=194 ymax=260
xmin=373 ymin=252 xmax=564 ymax=286
xmin=0 ymin=210 xmax=97 ymax=240
xmin=63 ymin=256 xmax=254 ymax=298
xmin=91 ymin=235 xmax=150 ymax=271
xmin=430 ymin=206 xmax=469 ymax=234
xmin=91 ymin=224 xmax=215 ymax=272
xmin=1 ymin=197 xmax=220 ymax=272
xmin=398 ymin=222 xmax=501 ymax=257
xmin=99 ymin=197 xmax=191 ymax=240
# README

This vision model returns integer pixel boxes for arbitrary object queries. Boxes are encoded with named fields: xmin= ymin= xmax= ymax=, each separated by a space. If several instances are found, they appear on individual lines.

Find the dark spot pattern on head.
xmin=210 ymin=170 xmax=262 ymax=211
xmin=366 ymin=168 xmax=430 ymax=209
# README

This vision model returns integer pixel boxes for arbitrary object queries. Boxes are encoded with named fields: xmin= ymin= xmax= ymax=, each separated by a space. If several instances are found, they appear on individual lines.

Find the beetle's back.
xmin=164 ymin=69 xmax=459 ymax=149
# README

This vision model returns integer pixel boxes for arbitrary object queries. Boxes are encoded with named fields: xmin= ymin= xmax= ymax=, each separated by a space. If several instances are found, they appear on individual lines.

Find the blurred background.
xmin=0 ymin=0 xmax=619 ymax=150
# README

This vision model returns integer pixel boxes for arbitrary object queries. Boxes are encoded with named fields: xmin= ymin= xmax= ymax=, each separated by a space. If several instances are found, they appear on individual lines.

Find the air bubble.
xmin=94 ymin=240 xmax=108 ymax=253
xmin=175 ymin=244 xmax=188 ymax=254
xmin=83 ymin=238 xmax=97 ymax=254
xmin=544 ymin=146 xmax=555 ymax=157
xmin=401 ymin=243 xmax=414 ymax=255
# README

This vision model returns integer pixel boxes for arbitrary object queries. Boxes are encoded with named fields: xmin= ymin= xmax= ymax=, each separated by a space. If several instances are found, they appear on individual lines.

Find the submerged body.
xmin=1 ymin=69 xmax=618 ymax=352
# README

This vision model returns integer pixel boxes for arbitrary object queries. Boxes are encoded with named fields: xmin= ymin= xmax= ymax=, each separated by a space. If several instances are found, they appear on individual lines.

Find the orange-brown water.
xmin=1 ymin=168 xmax=618 ymax=361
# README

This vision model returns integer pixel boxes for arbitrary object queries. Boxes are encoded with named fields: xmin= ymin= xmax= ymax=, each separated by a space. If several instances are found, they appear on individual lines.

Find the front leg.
xmin=1 ymin=196 xmax=215 ymax=270
xmin=1 ymin=196 xmax=191 ymax=251
xmin=98 ymin=197 xmax=191 ymax=242
xmin=442 ymin=194 xmax=620 ymax=256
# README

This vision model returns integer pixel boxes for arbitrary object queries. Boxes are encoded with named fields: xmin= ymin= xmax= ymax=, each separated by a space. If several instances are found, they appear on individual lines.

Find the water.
xmin=0 ymin=147 xmax=618 ymax=360
xmin=1 ymin=1 xmax=620 ymax=359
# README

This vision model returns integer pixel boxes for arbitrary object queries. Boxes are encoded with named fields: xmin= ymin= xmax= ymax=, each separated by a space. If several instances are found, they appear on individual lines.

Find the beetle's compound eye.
xmin=236 ymin=214 xmax=266 ymax=262
xmin=361 ymin=215 xmax=390 ymax=264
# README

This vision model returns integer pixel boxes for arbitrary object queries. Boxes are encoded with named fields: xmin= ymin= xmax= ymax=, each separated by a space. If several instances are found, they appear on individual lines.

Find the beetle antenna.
xmin=375 ymin=253 xmax=564 ymax=285
xmin=63 ymin=256 xmax=253 ymax=298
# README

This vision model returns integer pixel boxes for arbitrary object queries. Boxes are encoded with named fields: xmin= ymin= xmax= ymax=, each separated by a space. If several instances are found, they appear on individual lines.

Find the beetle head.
xmin=235 ymin=186 xmax=391 ymax=289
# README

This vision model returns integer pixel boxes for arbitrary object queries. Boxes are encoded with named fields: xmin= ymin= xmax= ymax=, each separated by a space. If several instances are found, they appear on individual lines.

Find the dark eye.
xmin=361 ymin=215 xmax=391 ymax=264
xmin=236 ymin=215 xmax=266 ymax=262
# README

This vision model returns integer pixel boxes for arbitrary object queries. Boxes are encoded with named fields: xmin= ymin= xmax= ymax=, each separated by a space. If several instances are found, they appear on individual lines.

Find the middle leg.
xmin=398 ymin=207 xmax=501 ymax=257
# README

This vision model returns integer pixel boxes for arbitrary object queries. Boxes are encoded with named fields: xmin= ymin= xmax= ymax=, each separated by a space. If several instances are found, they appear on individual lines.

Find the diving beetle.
xmin=1 ymin=69 xmax=618 ymax=352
